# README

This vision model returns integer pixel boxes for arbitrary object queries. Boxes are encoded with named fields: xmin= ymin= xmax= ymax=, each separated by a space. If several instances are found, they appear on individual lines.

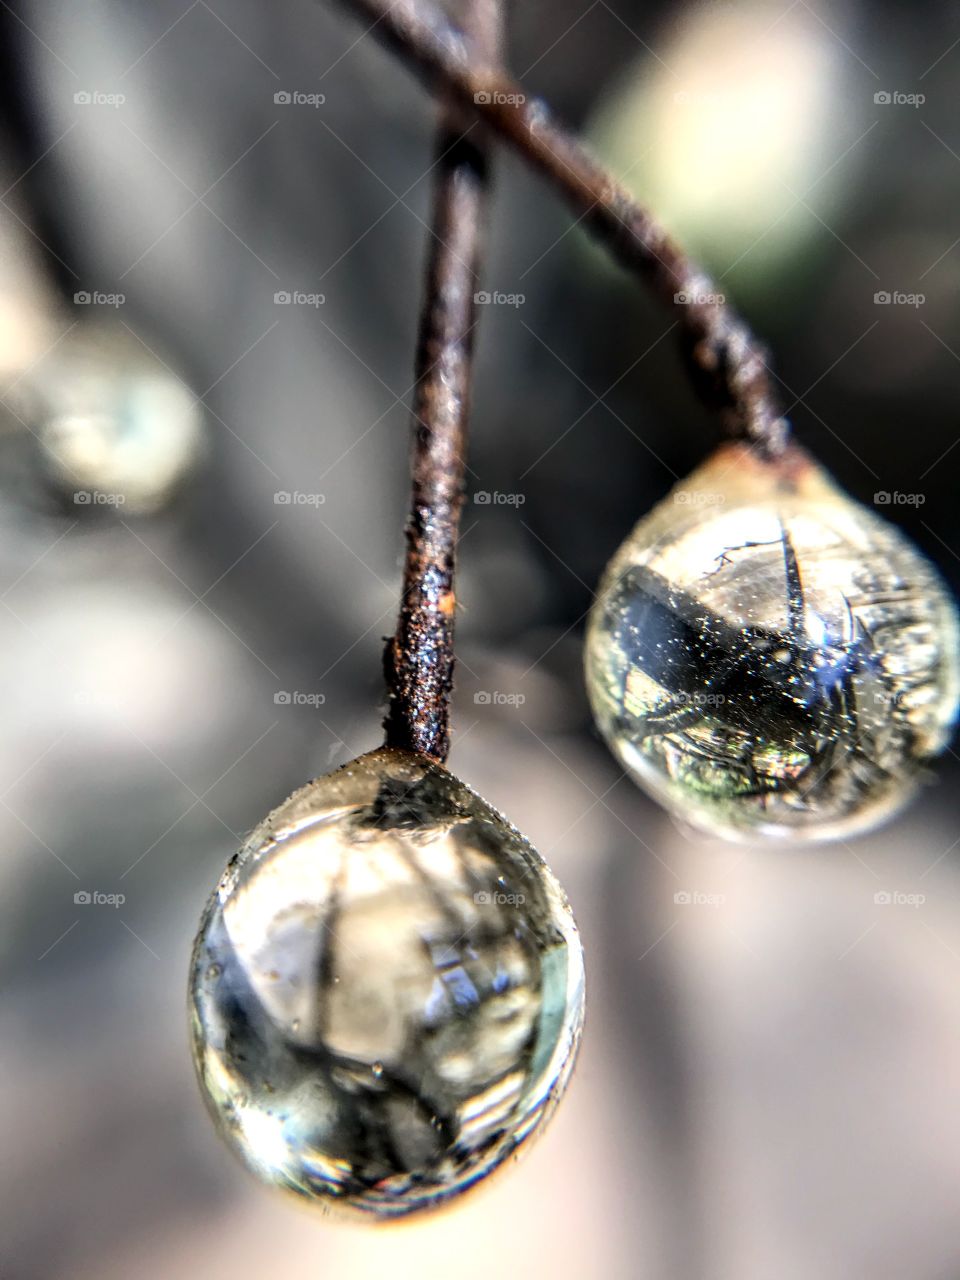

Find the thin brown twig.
xmin=382 ymin=0 xmax=502 ymax=762
xmin=332 ymin=0 xmax=789 ymax=455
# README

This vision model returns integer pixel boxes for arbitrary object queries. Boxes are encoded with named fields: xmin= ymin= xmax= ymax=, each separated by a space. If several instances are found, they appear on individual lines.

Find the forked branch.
xmin=333 ymin=0 xmax=788 ymax=453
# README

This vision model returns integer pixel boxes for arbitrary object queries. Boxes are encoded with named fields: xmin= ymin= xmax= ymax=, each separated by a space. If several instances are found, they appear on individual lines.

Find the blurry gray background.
xmin=1 ymin=1 xmax=960 ymax=1277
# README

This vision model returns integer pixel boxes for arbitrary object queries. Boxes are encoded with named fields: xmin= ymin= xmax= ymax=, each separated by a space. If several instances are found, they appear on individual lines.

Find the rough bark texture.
xmin=383 ymin=0 xmax=501 ymax=761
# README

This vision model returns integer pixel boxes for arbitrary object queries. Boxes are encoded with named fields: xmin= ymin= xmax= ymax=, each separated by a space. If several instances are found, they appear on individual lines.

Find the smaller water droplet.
xmin=585 ymin=441 xmax=960 ymax=841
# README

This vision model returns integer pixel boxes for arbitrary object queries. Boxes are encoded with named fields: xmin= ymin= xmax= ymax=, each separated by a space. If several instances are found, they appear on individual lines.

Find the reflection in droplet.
xmin=585 ymin=443 xmax=960 ymax=841
xmin=189 ymin=747 xmax=584 ymax=1219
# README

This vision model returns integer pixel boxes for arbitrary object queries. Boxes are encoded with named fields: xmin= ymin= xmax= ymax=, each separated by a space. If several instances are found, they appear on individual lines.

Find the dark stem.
xmin=382 ymin=0 xmax=501 ymax=762
xmin=331 ymin=0 xmax=788 ymax=455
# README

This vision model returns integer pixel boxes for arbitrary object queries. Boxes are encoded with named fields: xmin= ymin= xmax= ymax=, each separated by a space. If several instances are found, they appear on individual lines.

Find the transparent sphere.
xmin=189 ymin=747 xmax=584 ymax=1220
xmin=585 ymin=444 xmax=960 ymax=841
xmin=9 ymin=322 xmax=204 ymax=513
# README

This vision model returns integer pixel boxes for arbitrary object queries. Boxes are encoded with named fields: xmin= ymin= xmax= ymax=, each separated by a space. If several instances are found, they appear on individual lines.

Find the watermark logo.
xmin=874 ymin=290 xmax=924 ymax=307
xmin=674 ymin=289 xmax=725 ymax=306
xmin=674 ymin=889 xmax=726 ymax=907
xmin=274 ymin=90 xmax=326 ymax=107
xmin=474 ymin=889 xmax=526 ymax=905
xmin=274 ymin=490 xmax=326 ymax=506
xmin=473 ymin=490 xmax=525 ymax=506
xmin=74 ymin=290 xmax=125 ymax=308
xmin=473 ymin=91 xmax=525 ymax=106
xmin=874 ymin=90 xmax=924 ymax=108
xmin=873 ymin=490 xmax=925 ymax=506
xmin=74 ymin=90 xmax=125 ymax=108
xmin=274 ymin=290 xmax=325 ymax=307
xmin=74 ymin=490 xmax=126 ymax=506
xmin=473 ymin=690 xmax=526 ymax=707
xmin=874 ymin=890 xmax=925 ymax=907
xmin=670 ymin=690 xmax=725 ymax=708
xmin=274 ymin=690 xmax=326 ymax=707
xmin=674 ymin=490 xmax=725 ymax=507
xmin=474 ymin=290 xmax=525 ymax=308
xmin=74 ymin=890 xmax=126 ymax=908
xmin=873 ymin=689 xmax=909 ymax=707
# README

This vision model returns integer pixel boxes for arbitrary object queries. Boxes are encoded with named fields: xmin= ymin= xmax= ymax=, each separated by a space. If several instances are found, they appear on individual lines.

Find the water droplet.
xmin=189 ymin=747 xmax=584 ymax=1219
xmin=585 ymin=443 xmax=960 ymax=840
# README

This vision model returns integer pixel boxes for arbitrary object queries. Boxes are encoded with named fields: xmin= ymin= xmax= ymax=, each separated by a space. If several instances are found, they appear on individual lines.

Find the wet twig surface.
xmin=382 ymin=0 xmax=502 ymax=762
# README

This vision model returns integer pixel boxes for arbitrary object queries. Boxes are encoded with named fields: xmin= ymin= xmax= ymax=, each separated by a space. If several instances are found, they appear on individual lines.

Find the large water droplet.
xmin=189 ymin=746 xmax=584 ymax=1219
